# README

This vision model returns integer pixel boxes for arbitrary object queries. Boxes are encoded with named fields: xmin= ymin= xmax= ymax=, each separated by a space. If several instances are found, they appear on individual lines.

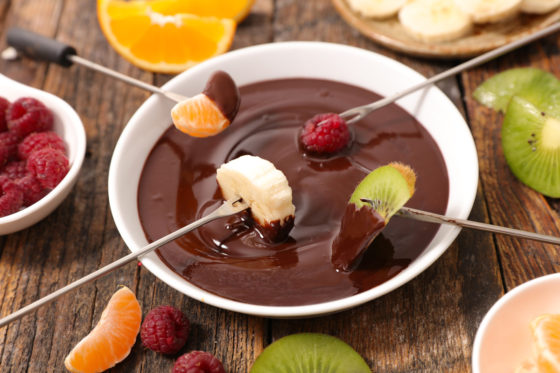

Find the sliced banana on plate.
xmin=347 ymin=0 xmax=407 ymax=19
xmin=521 ymin=0 xmax=560 ymax=14
xmin=399 ymin=0 xmax=473 ymax=43
xmin=453 ymin=0 xmax=522 ymax=23
xmin=216 ymin=155 xmax=295 ymax=242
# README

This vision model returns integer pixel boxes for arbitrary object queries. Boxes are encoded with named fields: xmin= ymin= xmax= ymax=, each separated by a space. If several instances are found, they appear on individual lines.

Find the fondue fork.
xmin=339 ymin=21 xmax=560 ymax=124
xmin=2 ymin=27 xmax=188 ymax=103
xmin=398 ymin=205 xmax=560 ymax=246
xmin=0 ymin=199 xmax=248 ymax=329
xmin=359 ymin=198 xmax=560 ymax=245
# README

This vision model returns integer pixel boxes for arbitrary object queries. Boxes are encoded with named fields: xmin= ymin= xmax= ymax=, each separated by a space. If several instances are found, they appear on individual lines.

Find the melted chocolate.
xmin=202 ymin=70 xmax=240 ymax=122
xmin=331 ymin=205 xmax=386 ymax=272
xmin=137 ymin=78 xmax=450 ymax=307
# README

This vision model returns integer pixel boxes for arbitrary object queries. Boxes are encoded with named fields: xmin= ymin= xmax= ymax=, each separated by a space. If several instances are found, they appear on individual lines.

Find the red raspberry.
xmin=16 ymin=175 xmax=47 ymax=206
xmin=0 ymin=131 xmax=21 ymax=166
xmin=18 ymin=131 xmax=66 ymax=160
xmin=26 ymin=148 xmax=69 ymax=190
xmin=6 ymin=97 xmax=53 ymax=138
xmin=299 ymin=113 xmax=351 ymax=155
xmin=0 ymin=181 xmax=23 ymax=217
xmin=2 ymin=161 xmax=27 ymax=180
xmin=172 ymin=351 xmax=225 ymax=373
xmin=0 ymin=97 xmax=10 ymax=132
xmin=140 ymin=305 xmax=190 ymax=355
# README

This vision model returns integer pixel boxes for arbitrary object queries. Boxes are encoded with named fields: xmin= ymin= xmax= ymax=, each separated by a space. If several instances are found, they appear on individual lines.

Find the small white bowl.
xmin=108 ymin=42 xmax=478 ymax=317
xmin=473 ymin=273 xmax=560 ymax=373
xmin=0 ymin=74 xmax=86 ymax=234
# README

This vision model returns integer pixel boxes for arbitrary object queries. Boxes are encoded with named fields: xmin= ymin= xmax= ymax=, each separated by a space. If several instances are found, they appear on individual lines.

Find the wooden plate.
xmin=332 ymin=0 xmax=560 ymax=59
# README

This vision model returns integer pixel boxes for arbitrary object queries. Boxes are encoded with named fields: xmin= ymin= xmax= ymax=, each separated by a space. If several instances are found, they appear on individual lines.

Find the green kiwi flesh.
xmin=474 ymin=68 xmax=560 ymax=116
xmin=503 ymin=96 xmax=560 ymax=197
xmin=249 ymin=333 xmax=370 ymax=373
xmin=349 ymin=163 xmax=415 ymax=222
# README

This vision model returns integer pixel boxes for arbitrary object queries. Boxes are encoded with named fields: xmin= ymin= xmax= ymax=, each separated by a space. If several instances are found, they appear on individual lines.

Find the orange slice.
xmin=530 ymin=314 xmax=560 ymax=373
xmin=64 ymin=287 xmax=142 ymax=373
xmin=148 ymin=0 xmax=255 ymax=23
xmin=97 ymin=0 xmax=237 ymax=73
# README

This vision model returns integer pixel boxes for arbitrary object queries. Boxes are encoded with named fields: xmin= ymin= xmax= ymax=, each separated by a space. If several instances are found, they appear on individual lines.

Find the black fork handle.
xmin=6 ymin=27 xmax=77 ymax=67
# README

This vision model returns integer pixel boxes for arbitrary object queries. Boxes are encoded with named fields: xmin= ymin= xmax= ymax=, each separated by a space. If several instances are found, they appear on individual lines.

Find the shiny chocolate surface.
xmin=138 ymin=78 xmax=449 ymax=306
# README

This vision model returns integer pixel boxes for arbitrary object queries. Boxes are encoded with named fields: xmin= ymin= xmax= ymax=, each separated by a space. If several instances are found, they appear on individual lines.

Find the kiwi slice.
xmin=349 ymin=162 xmax=416 ymax=221
xmin=502 ymin=96 xmax=560 ymax=197
xmin=249 ymin=333 xmax=370 ymax=373
xmin=332 ymin=163 xmax=416 ymax=271
xmin=474 ymin=68 xmax=560 ymax=116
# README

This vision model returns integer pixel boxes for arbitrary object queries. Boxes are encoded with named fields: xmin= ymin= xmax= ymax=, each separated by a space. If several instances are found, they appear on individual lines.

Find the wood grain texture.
xmin=0 ymin=0 xmax=553 ymax=371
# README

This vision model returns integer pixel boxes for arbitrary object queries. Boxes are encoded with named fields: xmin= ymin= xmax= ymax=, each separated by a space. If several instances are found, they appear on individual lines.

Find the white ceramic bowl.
xmin=0 ymin=74 xmax=86 ymax=234
xmin=473 ymin=273 xmax=560 ymax=373
xmin=108 ymin=42 xmax=478 ymax=317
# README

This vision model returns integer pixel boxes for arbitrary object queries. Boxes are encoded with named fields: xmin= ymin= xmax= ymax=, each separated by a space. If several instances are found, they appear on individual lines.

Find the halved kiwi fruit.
xmin=474 ymin=67 xmax=560 ymax=116
xmin=502 ymin=96 xmax=560 ymax=197
xmin=249 ymin=333 xmax=370 ymax=373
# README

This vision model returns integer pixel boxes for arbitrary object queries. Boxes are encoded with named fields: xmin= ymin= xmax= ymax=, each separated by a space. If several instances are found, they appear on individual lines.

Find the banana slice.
xmin=399 ymin=0 xmax=473 ymax=43
xmin=521 ymin=0 xmax=560 ymax=14
xmin=453 ymin=0 xmax=522 ymax=23
xmin=347 ymin=0 xmax=407 ymax=19
xmin=216 ymin=155 xmax=295 ymax=242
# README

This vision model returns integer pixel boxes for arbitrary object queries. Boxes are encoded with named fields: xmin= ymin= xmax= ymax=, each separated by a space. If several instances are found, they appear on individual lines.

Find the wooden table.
xmin=1 ymin=0 xmax=559 ymax=372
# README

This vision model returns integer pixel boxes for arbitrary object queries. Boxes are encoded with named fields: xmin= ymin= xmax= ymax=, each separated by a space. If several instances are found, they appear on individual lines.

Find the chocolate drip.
xmin=331 ymin=204 xmax=386 ymax=272
xmin=203 ymin=70 xmax=240 ymax=122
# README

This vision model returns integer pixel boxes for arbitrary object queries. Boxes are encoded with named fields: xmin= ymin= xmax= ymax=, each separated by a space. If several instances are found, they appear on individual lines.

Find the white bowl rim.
xmin=109 ymin=41 xmax=479 ymax=318
xmin=0 ymin=74 xmax=86 ymax=233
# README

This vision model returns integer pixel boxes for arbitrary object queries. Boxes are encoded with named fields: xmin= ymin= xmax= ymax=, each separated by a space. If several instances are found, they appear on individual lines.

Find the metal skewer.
xmin=3 ymin=27 xmax=188 ymax=103
xmin=0 ymin=199 xmax=248 ymax=329
xmin=340 ymin=21 xmax=560 ymax=124
xmin=398 ymin=206 xmax=560 ymax=246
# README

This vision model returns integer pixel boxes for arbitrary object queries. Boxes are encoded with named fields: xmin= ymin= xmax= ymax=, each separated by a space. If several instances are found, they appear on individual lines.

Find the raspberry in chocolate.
xmin=0 ymin=97 xmax=10 ymax=132
xmin=140 ymin=305 xmax=190 ymax=355
xmin=172 ymin=351 xmax=225 ymax=373
xmin=0 ymin=181 xmax=23 ymax=217
xmin=17 ymin=174 xmax=47 ymax=206
xmin=18 ymin=131 xmax=66 ymax=160
xmin=299 ymin=113 xmax=351 ymax=155
xmin=6 ymin=97 xmax=54 ymax=137
xmin=26 ymin=148 xmax=69 ymax=190
xmin=0 ymin=131 xmax=21 ymax=166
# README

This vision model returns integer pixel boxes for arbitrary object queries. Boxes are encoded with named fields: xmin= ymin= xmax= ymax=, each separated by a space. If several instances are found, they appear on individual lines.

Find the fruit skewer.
xmin=4 ymin=27 xmax=241 ymax=138
xmin=0 ymin=199 xmax=248 ymax=329
xmin=338 ymin=21 xmax=560 ymax=125
xmin=396 ymin=205 xmax=560 ymax=246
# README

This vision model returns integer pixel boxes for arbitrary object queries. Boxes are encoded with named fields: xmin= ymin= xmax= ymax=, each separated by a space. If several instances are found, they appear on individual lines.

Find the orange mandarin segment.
xmin=171 ymin=94 xmax=230 ymax=137
xmin=97 ymin=0 xmax=236 ymax=73
xmin=64 ymin=287 xmax=142 ymax=373
xmin=530 ymin=314 xmax=560 ymax=373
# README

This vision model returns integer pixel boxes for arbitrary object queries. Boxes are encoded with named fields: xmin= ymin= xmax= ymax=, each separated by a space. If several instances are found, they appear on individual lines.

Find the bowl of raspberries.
xmin=0 ymin=74 xmax=86 ymax=234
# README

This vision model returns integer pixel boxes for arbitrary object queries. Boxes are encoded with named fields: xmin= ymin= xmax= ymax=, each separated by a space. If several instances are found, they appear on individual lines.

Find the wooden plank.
xmin=461 ymin=36 xmax=560 ymax=291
